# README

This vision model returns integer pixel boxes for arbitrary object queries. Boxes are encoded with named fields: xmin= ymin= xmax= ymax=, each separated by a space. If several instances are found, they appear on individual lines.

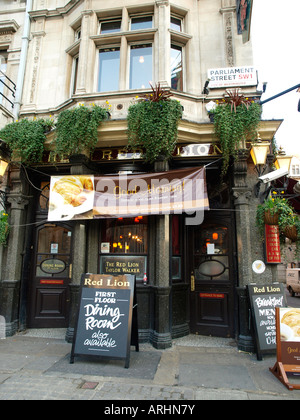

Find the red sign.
xmin=265 ymin=224 xmax=281 ymax=264
xmin=40 ymin=280 xmax=64 ymax=285
xmin=199 ymin=293 xmax=225 ymax=299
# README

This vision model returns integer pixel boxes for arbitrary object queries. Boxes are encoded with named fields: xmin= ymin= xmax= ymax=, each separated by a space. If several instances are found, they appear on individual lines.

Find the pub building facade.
xmin=0 ymin=0 xmax=282 ymax=351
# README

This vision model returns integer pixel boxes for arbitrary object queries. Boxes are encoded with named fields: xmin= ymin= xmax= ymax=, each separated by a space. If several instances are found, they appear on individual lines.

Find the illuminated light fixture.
xmin=0 ymin=140 xmax=10 ymax=177
xmin=250 ymin=136 xmax=271 ymax=197
xmin=250 ymin=136 xmax=270 ymax=176
xmin=274 ymin=147 xmax=292 ymax=173
xmin=139 ymin=56 xmax=144 ymax=63
xmin=212 ymin=233 xmax=218 ymax=240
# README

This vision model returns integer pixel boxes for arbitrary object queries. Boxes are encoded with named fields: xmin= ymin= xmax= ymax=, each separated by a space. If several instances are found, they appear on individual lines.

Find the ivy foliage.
xmin=213 ymin=100 xmax=262 ymax=175
xmin=54 ymin=104 xmax=108 ymax=157
xmin=0 ymin=118 xmax=51 ymax=163
xmin=127 ymin=98 xmax=183 ymax=163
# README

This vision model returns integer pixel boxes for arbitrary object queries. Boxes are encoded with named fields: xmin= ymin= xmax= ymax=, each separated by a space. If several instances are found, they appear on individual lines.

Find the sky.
xmin=251 ymin=0 xmax=300 ymax=157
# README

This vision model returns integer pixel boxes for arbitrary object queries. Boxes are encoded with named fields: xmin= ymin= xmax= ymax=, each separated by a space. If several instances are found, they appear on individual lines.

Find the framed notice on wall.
xmin=70 ymin=274 xmax=138 ymax=368
xmin=270 ymin=307 xmax=300 ymax=390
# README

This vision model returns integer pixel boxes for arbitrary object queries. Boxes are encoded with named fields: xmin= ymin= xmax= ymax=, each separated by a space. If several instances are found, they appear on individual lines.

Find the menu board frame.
xmin=70 ymin=274 xmax=138 ymax=368
xmin=248 ymin=283 xmax=287 ymax=360
xmin=270 ymin=307 xmax=300 ymax=390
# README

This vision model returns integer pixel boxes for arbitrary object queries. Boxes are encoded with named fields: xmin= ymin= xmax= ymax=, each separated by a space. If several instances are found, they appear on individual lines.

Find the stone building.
xmin=0 ymin=0 xmax=282 ymax=352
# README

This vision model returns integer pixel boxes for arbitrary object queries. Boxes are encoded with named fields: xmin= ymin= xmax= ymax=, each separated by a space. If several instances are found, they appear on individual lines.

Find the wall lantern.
xmin=250 ymin=136 xmax=270 ymax=176
xmin=0 ymin=140 xmax=10 ymax=178
xmin=250 ymin=136 xmax=271 ymax=197
xmin=274 ymin=147 xmax=292 ymax=173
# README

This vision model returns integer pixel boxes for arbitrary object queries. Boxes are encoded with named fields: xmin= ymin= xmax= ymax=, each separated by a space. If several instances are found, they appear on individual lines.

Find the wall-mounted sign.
xmin=100 ymin=256 xmax=146 ymax=280
xmin=248 ymin=283 xmax=287 ymax=360
xmin=252 ymin=260 xmax=266 ymax=274
xmin=270 ymin=307 xmax=300 ymax=390
xmin=207 ymin=66 xmax=257 ymax=88
xmin=265 ymin=224 xmax=281 ymax=264
xmin=48 ymin=167 xmax=209 ymax=221
xmin=40 ymin=258 xmax=66 ymax=274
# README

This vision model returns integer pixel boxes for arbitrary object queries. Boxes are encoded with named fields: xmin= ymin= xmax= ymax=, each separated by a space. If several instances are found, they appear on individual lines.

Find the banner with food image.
xmin=48 ymin=175 xmax=95 ymax=221
xmin=48 ymin=167 xmax=209 ymax=221
xmin=279 ymin=308 xmax=300 ymax=366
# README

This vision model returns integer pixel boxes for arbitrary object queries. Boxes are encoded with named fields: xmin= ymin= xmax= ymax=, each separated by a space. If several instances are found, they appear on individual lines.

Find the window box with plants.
xmin=0 ymin=117 xmax=54 ymax=164
xmin=54 ymin=103 xmax=110 ymax=159
xmin=127 ymin=84 xmax=183 ymax=163
xmin=212 ymin=89 xmax=262 ymax=176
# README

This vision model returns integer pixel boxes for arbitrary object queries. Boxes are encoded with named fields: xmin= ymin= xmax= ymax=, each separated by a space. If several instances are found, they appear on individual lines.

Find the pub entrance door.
xmin=188 ymin=214 xmax=236 ymax=338
xmin=28 ymin=223 xmax=73 ymax=328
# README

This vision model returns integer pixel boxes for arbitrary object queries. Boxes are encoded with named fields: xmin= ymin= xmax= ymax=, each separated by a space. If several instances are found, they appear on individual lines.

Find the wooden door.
xmin=188 ymin=216 xmax=236 ymax=338
xmin=28 ymin=223 xmax=73 ymax=328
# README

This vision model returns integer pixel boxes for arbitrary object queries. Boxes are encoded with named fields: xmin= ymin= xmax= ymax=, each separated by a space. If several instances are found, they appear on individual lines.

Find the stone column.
xmin=155 ymin=0 xmax=171 ymax=86
xmin=150 ymin=159 xmax=172 ymax=349
xmin=0 ymin=166 xmax=29 ymax=336
xmin=232 ymin=150 xmax=255 ymax=352
xmin=75 ymin=10 xmax=96 ymax=94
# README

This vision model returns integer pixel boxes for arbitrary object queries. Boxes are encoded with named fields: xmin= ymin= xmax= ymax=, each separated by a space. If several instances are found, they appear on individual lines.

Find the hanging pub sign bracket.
xmin=70 ymin=274 xmax=138 ymax=368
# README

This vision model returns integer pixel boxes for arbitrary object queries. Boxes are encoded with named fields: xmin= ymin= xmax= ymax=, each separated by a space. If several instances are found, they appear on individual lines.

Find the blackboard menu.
xmin=248 ymin=283 xmax=287 ymax=360
xmin=70 ymin=274 xmax=137 ymax=368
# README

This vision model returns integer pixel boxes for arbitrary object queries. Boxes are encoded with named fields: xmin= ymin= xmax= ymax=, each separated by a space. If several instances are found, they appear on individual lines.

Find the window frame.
xmin=170 ymin=43 xmax=184 ymax=92
xmin=97 ymin=46 xmax=121 ymax=93
xmin=99 ymin=19 xmax=122 ymax=34
xmin=128 ymin=42 xmax=153 ymax=90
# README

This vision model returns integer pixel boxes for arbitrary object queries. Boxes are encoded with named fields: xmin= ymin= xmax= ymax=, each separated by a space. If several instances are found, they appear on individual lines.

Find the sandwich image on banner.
xmin=48 ymin=175 xmax=95 ymax=221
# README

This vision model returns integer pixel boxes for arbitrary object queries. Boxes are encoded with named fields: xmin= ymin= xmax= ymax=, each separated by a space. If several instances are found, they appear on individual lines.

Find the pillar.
xmin=150 ymin=159 xmax=172 ymax=349
xmin=0 ymin=166 xmax=29 ymax=336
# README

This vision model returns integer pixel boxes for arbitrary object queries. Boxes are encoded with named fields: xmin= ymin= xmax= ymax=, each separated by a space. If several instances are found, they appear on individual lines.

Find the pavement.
xmin=0 ymin=329 xmax=300 ymax=402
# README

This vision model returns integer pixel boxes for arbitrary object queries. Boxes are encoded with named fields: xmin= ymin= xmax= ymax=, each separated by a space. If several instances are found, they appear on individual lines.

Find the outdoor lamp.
xmin=274 ymin=147 xmax=292 ymax=174
xmin=250 ymin=136 xmax=270 ymax=176
xmin=0 ymin=140 xmax=10 ymax=177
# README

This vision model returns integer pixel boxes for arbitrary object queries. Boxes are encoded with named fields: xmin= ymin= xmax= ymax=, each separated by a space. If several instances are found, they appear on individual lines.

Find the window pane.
xmin=171 ymin=45 xmax=183 ymax=91
xmin=98 ymin=48 xmax=120 ymax=92
xmin=100 ymin=20 xmax=121 ymax=34
xmin=101 ymin=217 xmax=148 ymax=254
xmin=170 ymin=16 xmax=182 ymax=32
xmin=130 ymin=45 xmax=152 ymax=89
xmin=131 ymin=16 xmax=153 ymax=30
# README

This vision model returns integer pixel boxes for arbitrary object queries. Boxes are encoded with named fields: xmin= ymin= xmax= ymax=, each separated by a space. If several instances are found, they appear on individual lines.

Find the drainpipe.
xmin=14 ymin=0 xmax=33 ymax=119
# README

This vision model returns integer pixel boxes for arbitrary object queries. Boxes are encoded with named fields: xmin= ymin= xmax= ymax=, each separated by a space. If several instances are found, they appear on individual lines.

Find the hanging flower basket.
xmin=264 ymin=210 xmax=279 ymax=225
xmin=284 ymin=225 xmax=298 ymax=242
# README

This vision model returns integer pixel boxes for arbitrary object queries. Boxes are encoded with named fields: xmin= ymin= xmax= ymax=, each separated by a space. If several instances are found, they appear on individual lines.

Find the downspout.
xmin=14 ymin=0 xmax=33 ymax=119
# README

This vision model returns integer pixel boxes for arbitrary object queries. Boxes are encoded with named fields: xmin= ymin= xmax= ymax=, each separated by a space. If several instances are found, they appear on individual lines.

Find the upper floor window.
xmin=100 ymin=20 xmax=121 ymax=34
xmin=170 ymin=16 xmax=182 ymax=32
xmin=131 ymin=16 xmax=153 ymax=30
xmin=171 ymin=44 xmax=183 ymax=91
xmin=129 ymin=44 xmax=152 ymax=89
xmin=98 ymin=47 xmax=120 ymax=92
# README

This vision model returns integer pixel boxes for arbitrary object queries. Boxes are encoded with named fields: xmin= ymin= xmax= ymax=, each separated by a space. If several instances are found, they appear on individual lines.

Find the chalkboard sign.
xmin=248 ymin=283 xmax=287 ymax=360
xmin=70 ymin=274 xmax=138 ymax=368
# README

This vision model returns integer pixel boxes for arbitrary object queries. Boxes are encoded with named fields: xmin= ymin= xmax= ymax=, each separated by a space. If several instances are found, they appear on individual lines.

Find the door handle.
xmin=191 ymin=272 xmax=195 ymax=292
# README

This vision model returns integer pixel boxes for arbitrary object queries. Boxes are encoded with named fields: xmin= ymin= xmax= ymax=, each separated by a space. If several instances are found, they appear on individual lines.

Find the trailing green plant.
xmin=54 ymin=103 xmax=109 ymax=157
xmin=127 ymin=84 xmax=183 ymax=163
xmin=256 ymin=196 xmax=295 ymax=238
xmin=0 ymin=210 xmax=9 ymax=246
xmin=0 ymin=118 xmax=53 ymax=163
xmin=213 ymin=89 xmax=262 ymax=175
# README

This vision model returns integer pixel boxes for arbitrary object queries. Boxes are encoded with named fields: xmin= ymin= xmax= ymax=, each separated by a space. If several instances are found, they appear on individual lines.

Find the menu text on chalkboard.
xmin=248 ymin=283 xmax=287 ymax=360
xmin=70 ymin=274 xmax=138 ymax=368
